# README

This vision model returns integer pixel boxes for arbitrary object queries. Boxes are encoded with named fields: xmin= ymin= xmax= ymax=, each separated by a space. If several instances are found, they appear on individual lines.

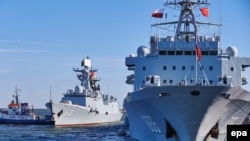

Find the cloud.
xmin=0 ymin=48 xmax=46 ymax=53
xmin=0 ymin=67 xmax=12 ymax=74
xmin=0 ymin=39 xmax=61 ymax=47
xmin=95 ymin=57 xmax=124 ymax=63
xmin=0 ymin=39 xmax=61 ymax=53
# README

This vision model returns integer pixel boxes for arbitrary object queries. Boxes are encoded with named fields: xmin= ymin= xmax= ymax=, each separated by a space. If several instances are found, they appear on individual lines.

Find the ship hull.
xmin=50 ymin=103 xmax=123 ymax=126
xmin=0 ymin=114 xmax=54 ymax=125
xmin=0 ymin=119 xmax=54 ymax=125
xmin=124 ymin=86 xmax=250 ymax=141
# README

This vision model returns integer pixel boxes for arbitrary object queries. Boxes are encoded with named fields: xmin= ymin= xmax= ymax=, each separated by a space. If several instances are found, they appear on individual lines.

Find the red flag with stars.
xmin=195 ymin=44 xmax=202 ymax=61
xmin=200 ymin=7 xmax=209 ymax=17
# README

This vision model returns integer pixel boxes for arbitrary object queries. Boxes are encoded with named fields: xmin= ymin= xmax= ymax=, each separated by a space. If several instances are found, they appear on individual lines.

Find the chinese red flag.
xmin=195 ymin=44 xmax=202 ymax=61
xmin=200 ymin=7 xmax=209 ymax=17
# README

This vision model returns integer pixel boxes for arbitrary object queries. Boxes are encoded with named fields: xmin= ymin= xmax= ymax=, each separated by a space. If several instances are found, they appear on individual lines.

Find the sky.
xmin=0 ymin=0 xmax=249 ymax=108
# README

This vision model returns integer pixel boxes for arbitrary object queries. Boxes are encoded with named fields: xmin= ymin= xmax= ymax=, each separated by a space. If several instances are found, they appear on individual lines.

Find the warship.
xmin=123 ymin=0 xmax=250 ymax=140
xmin=46 ymin=57 xmax=122 ymax=126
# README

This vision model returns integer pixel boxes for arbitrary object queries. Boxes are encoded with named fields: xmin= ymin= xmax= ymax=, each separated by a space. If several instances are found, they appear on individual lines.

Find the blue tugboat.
xmin=0 ymin=86 xmax=54 ymax=125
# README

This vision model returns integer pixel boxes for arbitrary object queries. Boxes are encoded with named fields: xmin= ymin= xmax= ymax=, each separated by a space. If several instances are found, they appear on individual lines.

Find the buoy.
xmin=117 ymin=128 xmax=127 ymax=136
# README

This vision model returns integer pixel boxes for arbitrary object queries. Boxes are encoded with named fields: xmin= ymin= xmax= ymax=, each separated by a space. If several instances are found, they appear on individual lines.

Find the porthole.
xmin=191 ymin=91 xmax=200 ymax=96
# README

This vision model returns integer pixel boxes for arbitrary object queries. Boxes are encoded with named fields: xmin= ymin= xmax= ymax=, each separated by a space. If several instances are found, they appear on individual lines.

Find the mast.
xmin=72 ymin=57 xmax=100 ymax=90
xmin=73 ymin=57 xmax=92 ymax=89
xmin=175 ymin=0 xmax=197 ymax=40
xmin=150 ymin=0 xmax=221 ymax=85
xmin=49 ymin=85 xmax=52 ymax=102
xmin=13 ymin=85 xmax=21 ymax=105
xmin=162 ymin=0 xmax=212 ymax=85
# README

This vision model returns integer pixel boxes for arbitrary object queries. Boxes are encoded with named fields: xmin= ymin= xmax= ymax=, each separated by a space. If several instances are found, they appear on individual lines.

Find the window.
xmin=159 ymin=50 xmax=167 ymax=55
xmin=143 ymin=66 xmax=146 ymax=71
xmin=209 ymin=80 xmax=213 ymax=84
xmin=172 ymin=66 xmax=176 ymax=70
xmin=203 ymin=80 xmax=206 ymax=84
xmin=163 ymin=66 xmax=167 ymax=70
xmin=210 ymin=51 xmax=218 ymax=55
xmin=168 ymin=51 xmax=175 ymax=55
xmin=184 ymin=51 xmax=192 ymax=55
xmin=163 ymin=80 xmax=167 ymax=84
xmin=209 ymin=66 xmax=213 ymax=71
xmin=231 ymin=67 xmax=234 ymax=71
xmin=182 ymin=66 xmax=185 ymax=70
xmin=169 ymin=80 xmax=173 ymax=84
xmin=200 ymin=66 xmax=204 ymax=71
xmin=202 ymin=51 xmax=209 ymax=55
xmin=176 ymin=51 xmax=183 ymax=55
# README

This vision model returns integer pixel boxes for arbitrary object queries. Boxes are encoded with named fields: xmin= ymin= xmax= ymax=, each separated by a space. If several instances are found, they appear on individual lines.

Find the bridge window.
xmin=176 ymin=51 xmax=183 ymax=55
xmin=202 ymin=51 xmax=209 ymax=55
xmin=210 ymin=51 xmax=218 ymax=55
xmin=184 ymin=51 xmax=192 ymax=55
xmin=168 ymin=51 xmax=175 ymax=55
xmin=143 ymin=66 xmax=146 ymax=71
xmin=159 ymin=50 xmax=167 ymax=55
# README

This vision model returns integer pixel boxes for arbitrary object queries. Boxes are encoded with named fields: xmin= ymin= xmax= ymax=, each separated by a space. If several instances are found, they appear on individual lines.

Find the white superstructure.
xmin=123 ymin=0 xmax=250 ymax=140
xmin=46 ymin=57 xmax=122 ymax=126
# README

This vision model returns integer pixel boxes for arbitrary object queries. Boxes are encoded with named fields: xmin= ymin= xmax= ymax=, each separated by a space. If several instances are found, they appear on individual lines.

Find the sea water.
xmin=0 ymin=109 xmax=136 ymax=141
xmin=0 ymin=122 xmax=136 ymax=141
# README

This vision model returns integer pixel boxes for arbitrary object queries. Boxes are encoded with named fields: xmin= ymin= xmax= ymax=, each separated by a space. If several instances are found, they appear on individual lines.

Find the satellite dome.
xmin=129 ymin=53 xmax=136 ymax=57
xmin=226 ymin=46 xmax=238 ymax=57
xmin=137 ymin=46 xmax=150 ymax=57
xmin=75 ymin=85 xmax=83 ymax=94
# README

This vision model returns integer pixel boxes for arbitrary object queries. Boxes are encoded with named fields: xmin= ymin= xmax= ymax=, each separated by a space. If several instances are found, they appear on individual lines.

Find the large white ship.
xmin=124 ymin=0 xmax=250 ymax=140
xmin=46 ymin=57 xmax=122 ymax=126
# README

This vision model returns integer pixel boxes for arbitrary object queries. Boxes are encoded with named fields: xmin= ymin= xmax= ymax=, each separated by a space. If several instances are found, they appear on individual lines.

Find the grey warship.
xmin=46 ymin=57 xmax=122 ymax=126
xmin=123 ymin=0 xmax=250 ymax=140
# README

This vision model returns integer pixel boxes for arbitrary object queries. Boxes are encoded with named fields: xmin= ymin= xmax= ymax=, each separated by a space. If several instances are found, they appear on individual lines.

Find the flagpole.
xmin=196 ymin=51 xmax=198 ymax=84
xmin=195 ymin=33 xmax=198 ymax=84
